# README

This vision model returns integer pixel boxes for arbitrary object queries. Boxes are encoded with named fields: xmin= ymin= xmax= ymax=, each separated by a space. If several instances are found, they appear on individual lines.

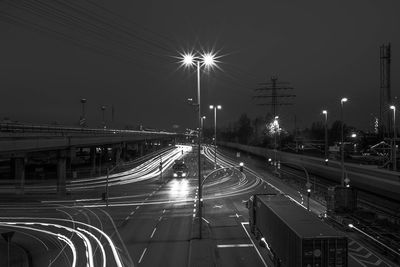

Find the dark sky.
xmin=1 ymin=0 xmax=399 ymax=132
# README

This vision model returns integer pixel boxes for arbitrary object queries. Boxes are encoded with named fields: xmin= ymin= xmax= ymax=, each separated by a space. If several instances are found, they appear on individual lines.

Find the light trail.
xmin=0 ymin=217 xmax=123 ymax=267
xmin=0 ymin=222 xmax=77 ymax=267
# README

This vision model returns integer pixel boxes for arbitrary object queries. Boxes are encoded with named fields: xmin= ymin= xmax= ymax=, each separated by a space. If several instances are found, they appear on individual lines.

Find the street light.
xmin=179 ymin=51 xmax=218 ymax=239
xmin=322 ymin=110 xmax=328 ymax=163
xmin=340 ymin=97 xmax=348 ymax=186
xmin=390 ymin=105 xmax=396 ymax=171
xmin=80 ymin=98 xmax=87 ymax=127
xmin=209 ymin=104 xmax=222 ymax=169
xmin=101 ymin=105 xmax=107 ymax=129
xmin=273 ymin=116 xmax=279 ymax=173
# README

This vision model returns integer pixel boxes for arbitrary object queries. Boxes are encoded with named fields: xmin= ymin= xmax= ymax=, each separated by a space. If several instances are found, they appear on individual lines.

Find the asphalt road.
xmin=0 ymin=144 xmax=398 ymax=267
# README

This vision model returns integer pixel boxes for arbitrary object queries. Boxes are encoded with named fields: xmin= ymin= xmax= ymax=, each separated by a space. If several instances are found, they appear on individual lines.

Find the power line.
xmin=253 ymin=76 xmax=295 ymax=118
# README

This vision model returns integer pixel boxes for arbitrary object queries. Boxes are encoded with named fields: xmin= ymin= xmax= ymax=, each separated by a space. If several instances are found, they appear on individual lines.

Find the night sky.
xmin=0 ymin=0 xmax=399 ymax=132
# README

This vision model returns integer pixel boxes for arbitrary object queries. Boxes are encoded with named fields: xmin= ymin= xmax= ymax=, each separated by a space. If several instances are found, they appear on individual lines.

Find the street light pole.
xmin=340 ymin=98 xmax=348 ymax=186
xmin=390 ymin=105 xmax=396 ymax=171
xmin=101 ymin=105 xmax=106 ymax=129
xmin=322 ymin=110 xmax=328 ymax=162
xmin=196 ymin=60 xmax=203 ymax=239
xmin=180 ymin=51 xmax=218 ymax=239
xmin=210 ymin=105 xmax=222 ymax=169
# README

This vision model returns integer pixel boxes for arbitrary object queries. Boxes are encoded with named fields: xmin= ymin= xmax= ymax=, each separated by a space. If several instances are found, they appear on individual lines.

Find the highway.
xmin=0 ymin=145 xmax=398 ymax=266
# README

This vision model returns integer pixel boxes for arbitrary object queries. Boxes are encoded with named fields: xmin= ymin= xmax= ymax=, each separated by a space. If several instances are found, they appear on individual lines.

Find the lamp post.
xmin=340 ymin=98 xmax=348 ymax=186
xmin=101 ymin=105 xmax=107 ymax=129
xmin=209 ymin=105 xmax=222 ymax=169
xmin=80 ymin=98 xmax=87 ymax=127
xmin=322 ymin=110 xmax=328 ymax=163
xmin=180 ymin=51 xmax=218 ymax=239
xmin=273 ymin=116 xmax=279 ymax=172
xmin=390 ymin=105 xmax=396 ymax=171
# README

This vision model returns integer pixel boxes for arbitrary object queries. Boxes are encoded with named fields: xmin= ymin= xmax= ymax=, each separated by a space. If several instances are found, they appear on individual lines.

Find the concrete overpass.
xmin=0 ymin=123 xmax=181 ymax=195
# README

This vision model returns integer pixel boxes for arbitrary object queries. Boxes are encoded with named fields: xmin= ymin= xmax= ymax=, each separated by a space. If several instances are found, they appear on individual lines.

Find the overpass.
xmin=0 ymin=122 xmax=181 ymax=195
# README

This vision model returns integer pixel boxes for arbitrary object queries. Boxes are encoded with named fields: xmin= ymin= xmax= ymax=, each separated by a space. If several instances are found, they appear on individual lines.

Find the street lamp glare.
xmin=209 ymin=105 xmax=214 ymax=109
xmin=202 ymin=116 xmax=206 ymax=119
xmin=182 ymin=53 xmax=195 ymax=66
xmin=217 ymin=105 xmax=222 ymax=109
xmin=390 ymin=105 xmax=396 ymax=110
xmin=322 ymin=110 xmax=327 ymax=114
xmin=341 ymin=97 xmax=348 ymax=103
xmin=202 ymin=52 xmax=216 ymax=67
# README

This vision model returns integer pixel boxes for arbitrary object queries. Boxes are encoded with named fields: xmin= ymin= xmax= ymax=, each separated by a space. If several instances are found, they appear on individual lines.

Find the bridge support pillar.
xmin=57 ymin=150 xmax=67 ymax=196
xmin=114 ymin=144 xmax=122 ymax=164
xmin=90 ymin=147 xmax=96 ymax=176
xmin=139 ymin=142 xmax=144 ymax=157
xmin=12 ymin=157 xmax=26 ymax=195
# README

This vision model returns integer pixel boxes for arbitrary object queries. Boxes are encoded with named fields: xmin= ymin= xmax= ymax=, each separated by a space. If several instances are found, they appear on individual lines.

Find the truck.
xmin=248 ymin=194 xmax=348 ymax=267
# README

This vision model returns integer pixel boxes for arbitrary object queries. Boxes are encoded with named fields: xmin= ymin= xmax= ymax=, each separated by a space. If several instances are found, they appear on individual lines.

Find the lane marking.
xmin=202 ymin=217 xmax=210 ymax=224
xmin=150 ymin=228 xmax=157 ymax=238
xmin=138 ymin=248 xmax=147 ymax=264
xmin=158 ymin=216 xmax=162 ymax=222
xmin=136 ymin=206 xmax=140 ymax=210
xmin=130 ymin=211 xmax=135 ymax=215
xmin=217 ymin=244 xmax=253 ymax=248
xmin=125 ymin=216 xmax=130 ymax=221
xmin=240 ymin=222 xmax=268 ymax=267
xmin=162 ymin=209 xmax=166 ymax=214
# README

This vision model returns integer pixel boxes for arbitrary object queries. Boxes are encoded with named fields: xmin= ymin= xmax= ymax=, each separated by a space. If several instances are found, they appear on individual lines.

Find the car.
xmin=172 ymin=160 xmax=188 ymax=178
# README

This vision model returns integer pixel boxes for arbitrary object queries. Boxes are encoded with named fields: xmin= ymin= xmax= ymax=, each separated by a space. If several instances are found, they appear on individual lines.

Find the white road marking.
xmin=150 ymin=228 xmax=157 ymax=238
xmin=217 ymin=244 xmax=253 ymax=248
xmin=125 ymin=216 xmax=129 ymax=221
xmin=138 ymin=248 xmax=147 ymax=263
xmin=229 ymin=213 xmax=242 ymax=218
xmin=130 ymin=211 xmax=135 ymax=215
xmin=162 ymin=209 xmax=166 ymax=214
xmin=240 ymin=222 xmax=269 ymax=267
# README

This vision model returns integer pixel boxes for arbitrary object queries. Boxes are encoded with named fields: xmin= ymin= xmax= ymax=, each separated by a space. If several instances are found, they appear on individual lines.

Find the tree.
xmin=237 ymin=113 xmax=253 ymax=144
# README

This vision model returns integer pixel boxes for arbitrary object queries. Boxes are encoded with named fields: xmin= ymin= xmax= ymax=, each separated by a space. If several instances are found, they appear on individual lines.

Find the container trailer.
xmin=248 ymin=194 xmax=348 ymax=267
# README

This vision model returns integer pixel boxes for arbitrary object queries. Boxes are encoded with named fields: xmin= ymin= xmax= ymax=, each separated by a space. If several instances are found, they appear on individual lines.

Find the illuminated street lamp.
xmin=390 ymin=105 xmax=396 ymax=171
xmin=273 ymin=116 xmax=279 ymax=172
xmin=340 ymin=98 xmax=348 ymax=186
xmin=322 ymin=110 xmax=328 ymax=163
xmin=179 ymin=51 xmax=218 ymax=239
xmin=209 ymin=105 xmax=222 ymax=169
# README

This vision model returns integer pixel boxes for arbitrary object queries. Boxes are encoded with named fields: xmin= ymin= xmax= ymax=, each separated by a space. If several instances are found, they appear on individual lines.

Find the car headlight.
xmin=173 ymin=173 xmax=178 ymax=177
xmin=182 ymin=173 xmax=186 ymax=177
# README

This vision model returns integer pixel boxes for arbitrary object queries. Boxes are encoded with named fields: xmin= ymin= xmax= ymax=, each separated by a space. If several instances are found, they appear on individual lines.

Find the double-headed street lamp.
xmin=209 ymin=105 xmax=222 ymax=169
xmin=390 ymin=105 xmax=397 ymax=171
xmin=180 ymin=51 xmax=218 ymax=239
xmin=322 ymin=110 xmax=328 ymax=163
xmin=340 ymin=98 xmax=348 ymax=186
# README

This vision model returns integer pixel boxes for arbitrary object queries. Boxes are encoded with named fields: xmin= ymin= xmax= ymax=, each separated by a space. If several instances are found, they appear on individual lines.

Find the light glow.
xmin=341 ymin=97 xmax=348 ymax=103
xmin=182 ymin=53 xmax=195 ymax=66
xmin=202 ymin=52 xmax=216 ymax=67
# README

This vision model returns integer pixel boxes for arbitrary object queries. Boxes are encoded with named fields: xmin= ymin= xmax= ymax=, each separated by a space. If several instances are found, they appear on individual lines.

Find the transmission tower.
xmin=253 ymin=76 xmax=295 ymax=118
xmin=380 ymin=43 xmax=391 ymax=139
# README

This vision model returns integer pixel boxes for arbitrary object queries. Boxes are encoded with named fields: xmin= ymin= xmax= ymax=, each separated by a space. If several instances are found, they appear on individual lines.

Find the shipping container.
xmin=248 ymin=194 xmax=348 ymax=267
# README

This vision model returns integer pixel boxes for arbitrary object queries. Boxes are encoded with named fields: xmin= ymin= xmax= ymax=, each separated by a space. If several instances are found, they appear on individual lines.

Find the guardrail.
xmin=0 ymin=122 xmax=177 ymax=136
